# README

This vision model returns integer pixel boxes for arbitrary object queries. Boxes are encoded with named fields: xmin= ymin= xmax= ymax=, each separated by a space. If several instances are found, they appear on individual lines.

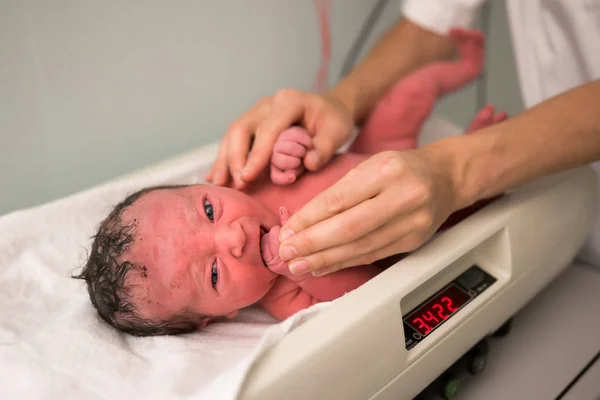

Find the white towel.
xmin=198 ymin=302 xmax=333 ymax=400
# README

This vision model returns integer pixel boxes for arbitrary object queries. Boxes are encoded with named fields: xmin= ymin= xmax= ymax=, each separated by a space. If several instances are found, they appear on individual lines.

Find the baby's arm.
xmin=257 ymin=277 xmax=322 ymax=320
xmin=257 ymin=257 xmax=379 ymax=321
xmin=258 ymin=261 xmax=380 ymax=320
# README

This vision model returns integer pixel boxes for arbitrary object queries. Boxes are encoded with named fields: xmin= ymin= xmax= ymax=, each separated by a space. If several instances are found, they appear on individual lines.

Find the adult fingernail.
xmin=312 ymin=268 xmax=332 ymax=277
xmin=240 ymin=168 xmax=248 ymax=177
xmin=306 ymin=151 xmax=321 ymax=167
xmin=279 ymin=244 xmax=297 ymax=260
xmin=213 ymin=172 xmax=223 ymax=184
xmin=278 ymin=228 xmax=294 ymax=242
xmin=289 ymin=259 xmax=310 ymax=275
xmin=234 ymin=174 xmax=245 ymax=188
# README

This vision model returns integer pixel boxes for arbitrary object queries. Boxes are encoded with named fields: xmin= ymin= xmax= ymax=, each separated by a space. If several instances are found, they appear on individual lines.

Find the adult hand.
xmin=205 ymin=89 xmax=355 ymax=189
xmin=277 ymin=148 xmax=462 ymax=276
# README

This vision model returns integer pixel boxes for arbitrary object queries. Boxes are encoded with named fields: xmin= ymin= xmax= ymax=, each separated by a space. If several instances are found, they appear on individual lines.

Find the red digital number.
xmin=422 ymin=310 xmax=440 ymax=325
xmin=412 ymin=317 xmax=431 ymax=335
xmin=432 ymin=303 xmax=448 ymax=320
xmin=441 ymin=296 xmax=457 ymax=312
xmin=408 ymin=286 xmax=470 ymax=337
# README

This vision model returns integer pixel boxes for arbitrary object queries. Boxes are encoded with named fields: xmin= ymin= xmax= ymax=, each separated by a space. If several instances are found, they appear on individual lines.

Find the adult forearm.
xmin=435 ymin=79 xmax=600 ymax=209
xmin=327 ymin=18 xmax=455 ymax=124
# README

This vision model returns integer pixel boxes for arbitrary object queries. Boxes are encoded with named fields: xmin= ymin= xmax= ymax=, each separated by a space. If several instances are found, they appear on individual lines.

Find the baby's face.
xmin=121 ymin=185 xmax=280 ymax=323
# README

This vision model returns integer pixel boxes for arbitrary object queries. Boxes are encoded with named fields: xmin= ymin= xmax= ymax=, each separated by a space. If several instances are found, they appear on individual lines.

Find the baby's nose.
xmin=220 ymin=220 xmax=246 ymax=258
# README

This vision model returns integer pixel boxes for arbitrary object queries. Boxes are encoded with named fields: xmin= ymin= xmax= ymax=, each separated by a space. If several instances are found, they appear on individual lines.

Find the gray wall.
xmin=0 ymin=0 xmax=523 ymax=216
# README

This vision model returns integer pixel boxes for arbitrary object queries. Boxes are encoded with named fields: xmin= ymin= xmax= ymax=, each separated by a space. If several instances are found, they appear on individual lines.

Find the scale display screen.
xmin=405 ymin=284 xmax=471 ymax=336
xmin=403 ymin=265 xmax=496 ymax=350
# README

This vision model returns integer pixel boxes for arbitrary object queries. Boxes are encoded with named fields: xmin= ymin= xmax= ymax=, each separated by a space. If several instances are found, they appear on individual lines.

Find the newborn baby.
xmin=76 ymin=28 xmax=507 ymax=336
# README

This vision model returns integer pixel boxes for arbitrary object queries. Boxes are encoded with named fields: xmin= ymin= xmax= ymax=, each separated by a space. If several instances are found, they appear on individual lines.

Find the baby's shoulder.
xmin=257 ymin=276 xmax=310 ymax=320
xmin=261 ymin=276 xmax=300 ymax=304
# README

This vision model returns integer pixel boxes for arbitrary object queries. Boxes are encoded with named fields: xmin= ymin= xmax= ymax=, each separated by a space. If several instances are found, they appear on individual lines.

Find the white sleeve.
xmin=401 ymin=0 xmax=488 ymax=35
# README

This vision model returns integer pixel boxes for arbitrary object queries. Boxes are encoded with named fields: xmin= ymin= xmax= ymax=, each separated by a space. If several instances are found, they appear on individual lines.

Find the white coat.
xmin=402 ymin=0 xmax=600 ymax=267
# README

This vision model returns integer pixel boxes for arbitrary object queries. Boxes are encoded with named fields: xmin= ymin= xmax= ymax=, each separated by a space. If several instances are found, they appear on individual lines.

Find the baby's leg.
xmin=270 ymin=126 xmax=312 ymax=185
xmin=349 ymin=27 xmax=486 ymax=154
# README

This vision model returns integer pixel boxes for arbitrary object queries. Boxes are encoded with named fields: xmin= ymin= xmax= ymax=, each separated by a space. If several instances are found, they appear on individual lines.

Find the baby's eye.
xmin=204 ymin=199 xmax=215 ymax=222
xmin=211 ymin=261 xmax=218 ymax=288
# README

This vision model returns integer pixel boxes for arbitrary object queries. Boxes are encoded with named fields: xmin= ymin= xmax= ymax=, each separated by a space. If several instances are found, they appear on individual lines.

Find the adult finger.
xmin=286 ymin=207 xmax=429 ymax=274
xmin=279 ymin=151 xmax=412 ymax=242
xmin=278 ymin=188 xmax=395 ymax=260
xmin=226 ymin=122 xmax=258 ymax=188
xmin=205 ymin=136 xmax=230 ymax=186
xmin=312 ymin=232 xmax=425 ymax=277
xmin=303 ymin=123 xmax=348 ymax=171
xmin=242 ymin=91 xmax=307 ymax=182
xmin=226 ymin=101 xmax=273 ymax=187
xmin=309 ymin=211 xmax=432 ymax=275
xmin=278 ymin=164 xmax=383 ymax=243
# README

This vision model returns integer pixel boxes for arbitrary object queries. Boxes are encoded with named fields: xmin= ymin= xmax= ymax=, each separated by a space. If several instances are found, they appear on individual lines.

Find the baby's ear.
xmin=199 ymin=317 xmax=213 ymax=328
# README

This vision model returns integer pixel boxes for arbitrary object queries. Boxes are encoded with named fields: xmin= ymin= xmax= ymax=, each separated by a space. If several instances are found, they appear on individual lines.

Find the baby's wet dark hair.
xmin=73 ymin=184 xmax=202 ymax=336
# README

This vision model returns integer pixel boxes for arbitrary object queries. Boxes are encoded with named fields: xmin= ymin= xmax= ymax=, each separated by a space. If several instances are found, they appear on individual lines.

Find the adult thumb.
xmin=304 ymin=135 xmax=337 ymax=172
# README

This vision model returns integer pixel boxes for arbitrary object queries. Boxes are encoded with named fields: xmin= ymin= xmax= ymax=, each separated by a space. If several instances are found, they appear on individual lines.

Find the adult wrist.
xmin=325 ymin=79 xmax=362 ymax=124
xmin=420 ymin=133 xmax=500 ymax=212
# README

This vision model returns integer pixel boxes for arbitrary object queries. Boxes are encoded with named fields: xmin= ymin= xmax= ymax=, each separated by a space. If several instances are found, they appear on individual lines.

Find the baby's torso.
xmin=246 ymin=152 xmax=367 ymax=216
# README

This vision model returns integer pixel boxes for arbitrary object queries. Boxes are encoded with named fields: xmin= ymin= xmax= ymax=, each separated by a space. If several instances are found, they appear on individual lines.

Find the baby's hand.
xmin=261 ymin=226 xmax=286 ymax=273
xmin=261 ymin=207 xmax=300 ymax=279
xmin=270 ymin=127 xmax=313 ymax=185
xmin=278 ymin=205 xmax=290 ymax=226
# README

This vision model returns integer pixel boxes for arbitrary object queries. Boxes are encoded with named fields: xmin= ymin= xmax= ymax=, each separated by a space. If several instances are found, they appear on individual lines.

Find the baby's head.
xmin=75 ymin=184 xmax=280 ymax=336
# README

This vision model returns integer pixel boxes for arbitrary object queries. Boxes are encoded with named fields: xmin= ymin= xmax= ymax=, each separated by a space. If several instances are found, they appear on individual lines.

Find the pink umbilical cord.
xmin=313 ymin=0 xmax=332 ymax=93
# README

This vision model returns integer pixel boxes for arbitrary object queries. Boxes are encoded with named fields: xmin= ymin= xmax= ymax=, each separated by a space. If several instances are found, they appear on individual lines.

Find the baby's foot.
xmin=449 ymin=27 xmax=485 ymax=76
xmin=466 ymin=104 xmax=508 ymax=133
xmin=270 ymin=127 xmax=312 ymax=185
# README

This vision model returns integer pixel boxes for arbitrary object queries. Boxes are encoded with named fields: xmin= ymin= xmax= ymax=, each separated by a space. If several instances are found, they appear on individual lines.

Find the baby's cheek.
xmin=170 ymin=271 xmax=187 ymax=289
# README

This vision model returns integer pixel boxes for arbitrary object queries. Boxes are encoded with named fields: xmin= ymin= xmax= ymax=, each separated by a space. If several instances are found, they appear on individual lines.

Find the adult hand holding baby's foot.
xmin=270 ymin=127 xmax=313 ymax=185
xmin=261 ymin=207 xmax=298 ymax=278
